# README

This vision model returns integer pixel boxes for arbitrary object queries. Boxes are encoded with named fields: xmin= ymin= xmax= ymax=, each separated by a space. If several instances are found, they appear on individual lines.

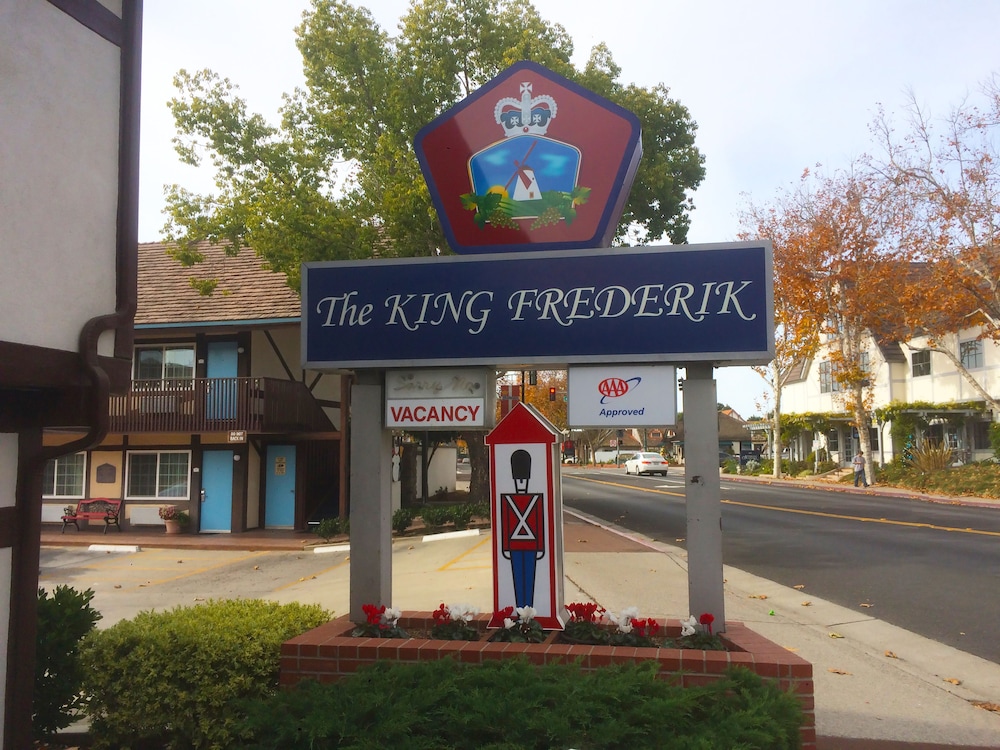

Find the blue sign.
xmin=301 ymin=242 xmax=773 ymax=370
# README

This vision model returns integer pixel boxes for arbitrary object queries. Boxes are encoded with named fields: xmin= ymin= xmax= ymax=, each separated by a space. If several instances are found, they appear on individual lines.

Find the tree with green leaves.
xmin=163 ymin=0 xmax=706 ymax=502
xmin=163 ymin=0 xmax=705 ymax=279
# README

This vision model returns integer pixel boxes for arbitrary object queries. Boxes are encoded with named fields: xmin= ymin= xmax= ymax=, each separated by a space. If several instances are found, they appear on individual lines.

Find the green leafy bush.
xmin=417 ymin=503 xmax=453 ymax=528
xmin=238 ymin=658 xmax=803 ymax=749
xmin=313 ymin=516 xmax=344 ymax=542
xmin=80 ymin=599 xmax=329 ymax=749
xmin=392 ymin=507 xmax=415 ymax=534
xmin=450 ymin=503 xmax=474 ymax=529
xmin=34 ymin=585 xmax=102 ymax=739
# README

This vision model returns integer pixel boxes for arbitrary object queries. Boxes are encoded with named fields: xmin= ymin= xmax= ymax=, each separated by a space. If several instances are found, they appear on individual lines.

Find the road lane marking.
xmin=273 ymin=557 xmax=350 ymax=592
xmin=120 ymin=550 xmax=270 ymax=590
xmin=439 ymin=534 xmax=493 ymax=572
xmin=566 ymin=475 xmax=1000 ymax=537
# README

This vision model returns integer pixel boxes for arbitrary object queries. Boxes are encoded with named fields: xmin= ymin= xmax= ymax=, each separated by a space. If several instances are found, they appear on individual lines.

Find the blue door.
xmin=207 ymin=341 xmax=239 ymax=419
xmin=265 ymin=445 xmax=296 ymax=528
xmin=201 ymin=450 xmax=234 ymax=532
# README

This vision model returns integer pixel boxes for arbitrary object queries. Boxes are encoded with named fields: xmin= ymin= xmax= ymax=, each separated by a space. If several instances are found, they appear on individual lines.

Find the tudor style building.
xmin=778 ymin=326 xmax=997 ymax=467
xmin=41 ymin=242 xmax=347 ymax=534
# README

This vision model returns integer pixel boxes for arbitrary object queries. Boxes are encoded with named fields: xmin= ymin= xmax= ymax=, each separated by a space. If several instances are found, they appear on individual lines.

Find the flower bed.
xmin=280 ymin=612 xmax=816 ymax=749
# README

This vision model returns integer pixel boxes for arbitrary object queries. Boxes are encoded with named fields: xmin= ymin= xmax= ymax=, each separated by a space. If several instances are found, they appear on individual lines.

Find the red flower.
xmin=566 ymin=601 xmax=604 ymax=623
xmin=362 ymin=603 xmax=386 ymax=627
xmin=632 ymin=618 xmax=660 ymax=638
xmin=495 ymin=606 xmax=515 ymax=621
xmin=432 ymin=603 xmax=451 ymax=625
xmin=699 ymin=612 xmax=715 ymax=635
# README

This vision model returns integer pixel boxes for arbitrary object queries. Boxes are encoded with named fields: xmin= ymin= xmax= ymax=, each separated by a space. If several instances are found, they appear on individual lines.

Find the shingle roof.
xmin=136 ymin=242 xmax=300 ymax=327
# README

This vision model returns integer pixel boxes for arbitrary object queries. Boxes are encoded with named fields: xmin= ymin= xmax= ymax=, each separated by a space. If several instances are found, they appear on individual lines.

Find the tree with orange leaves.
xmin=870 ymin=77 xmax=1000 ymax=414
xmin=741 ymin=165 xmax=916 ymax=480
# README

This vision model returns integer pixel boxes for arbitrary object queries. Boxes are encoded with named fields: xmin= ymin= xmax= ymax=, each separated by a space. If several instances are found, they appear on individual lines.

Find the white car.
xmin=624 ymin=452 xmax=669 ymax=476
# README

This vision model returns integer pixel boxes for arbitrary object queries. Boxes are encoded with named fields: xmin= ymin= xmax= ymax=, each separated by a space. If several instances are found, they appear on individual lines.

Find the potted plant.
xmin=158 ymin=505 xmax=190 ymax=534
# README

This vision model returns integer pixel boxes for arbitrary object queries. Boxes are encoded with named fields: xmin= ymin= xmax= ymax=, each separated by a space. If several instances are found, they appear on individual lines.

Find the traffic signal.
xmin=548 ymin=387 xmax=556 ymax=401
xmin=528 ymin=370 xmax=538 ymax=386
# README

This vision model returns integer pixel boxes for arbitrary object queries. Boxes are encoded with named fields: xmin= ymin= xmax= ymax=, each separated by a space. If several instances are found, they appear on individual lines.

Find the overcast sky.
xmin=138 ymin=0 xmax=1000 ymax=419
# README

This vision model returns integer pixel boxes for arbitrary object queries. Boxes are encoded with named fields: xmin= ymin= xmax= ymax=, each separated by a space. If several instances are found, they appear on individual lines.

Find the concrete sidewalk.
xmin=40 ymin=477 xmax=1000 ymax=748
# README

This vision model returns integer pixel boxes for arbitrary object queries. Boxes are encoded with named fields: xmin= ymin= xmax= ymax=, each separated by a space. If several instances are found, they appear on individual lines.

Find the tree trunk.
xmin=771 ymin=385 xmax=783 ymax=479
xmin=420 ymin=432 xmax=430 ymax=502
xmin=463 ymin=431 xmax=489 ymax=505
xmin=850 ymin=387 xmax=874 ymax=483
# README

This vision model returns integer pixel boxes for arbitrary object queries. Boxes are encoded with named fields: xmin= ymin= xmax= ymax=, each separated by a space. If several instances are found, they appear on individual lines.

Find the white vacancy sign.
xmin=567 ymin=365 xmax=677 ymax=428
xmin=385 ymin=368 xmax=496 ymax=430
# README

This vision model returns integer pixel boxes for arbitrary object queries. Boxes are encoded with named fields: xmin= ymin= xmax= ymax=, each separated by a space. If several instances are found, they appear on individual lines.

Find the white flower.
xmin=503 ymin=617 xmax=516 ymax=629
xmin=384 ymin=606 xmax=401 ymax=626
xmin=448 ymin=603 xmax=479 ymax=622
xmin=680 ymin=615 xmax=698 ymax=637
xmin=616 ymin=620 xmax=633 ymax=635
xmin=516 ymin=606 xmax=537 ymax=623
xmin=619 ymin=606 xmax=640 ymax=622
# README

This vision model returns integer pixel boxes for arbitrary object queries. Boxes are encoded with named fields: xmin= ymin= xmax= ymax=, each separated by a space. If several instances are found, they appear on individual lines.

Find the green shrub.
xmin=392 ymin=507 xmax=415 ymax=535
xmin=34 ymin=586 xmax=102 ymax=739
xmin=450 ymin=503 xmax=475 ymax=529
xmin=238 ymin=658 xmax=803 ymax=749
xmin=313 ymin=516 xmax=344 ymax=542
xmin=80 ymin=599 xmax=330 ymax=749
xmin=907 ymin=441 xmax=953 ymax=472
xmin=418 ymin=503 xmax=452 ymax=528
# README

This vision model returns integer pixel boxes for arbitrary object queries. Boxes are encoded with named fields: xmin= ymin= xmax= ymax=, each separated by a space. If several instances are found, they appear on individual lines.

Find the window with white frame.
xmin=818 ymin=361 xmax=842 ymax=393
xmin=960 ymin=339 xmax=984 ymax=370
xmin=133 ymin=345 xmax=195 ymax=388
xmin=911 ymin=350 xmax=931 ymax=377
xmin=126 ymin=451 xmax=191 ymax=499
xmin=42 ymin=452 xmax=86 ymax=499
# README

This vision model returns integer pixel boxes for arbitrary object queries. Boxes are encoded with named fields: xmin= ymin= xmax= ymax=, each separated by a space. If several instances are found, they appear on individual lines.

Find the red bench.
xmin=61 ymin=498 xmax=123 ymax=534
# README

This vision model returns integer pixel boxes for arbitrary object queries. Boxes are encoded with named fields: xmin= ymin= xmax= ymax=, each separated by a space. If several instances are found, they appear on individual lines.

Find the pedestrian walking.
xmin=852 ymin=451 xmax=869 ymax=487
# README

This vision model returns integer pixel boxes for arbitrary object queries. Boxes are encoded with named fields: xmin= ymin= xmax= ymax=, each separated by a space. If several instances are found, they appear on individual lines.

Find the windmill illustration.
xmin=504 ymin=140 xmax=541 ymax=201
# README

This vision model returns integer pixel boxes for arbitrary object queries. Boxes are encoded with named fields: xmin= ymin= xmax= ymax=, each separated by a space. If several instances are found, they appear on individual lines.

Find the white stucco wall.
xmin=0 ymin=0 xmax=120 ymax=353
xmin=250 ymin=326 xmax=342 ymax=426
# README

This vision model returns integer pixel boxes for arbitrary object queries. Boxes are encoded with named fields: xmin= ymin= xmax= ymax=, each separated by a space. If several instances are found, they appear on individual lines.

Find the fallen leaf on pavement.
xmin=828 ymin=668 xmax=851 ymax=675
xmin=859 ymin=603 xmax=873 ymax=608
xmin=675 ymin=538 xmax=685 ymax=542
xmin=177 ymin=560 xmax=184 ymax=564
xmin=884 ymin=650 xmax=898 ymax=659
xmin=748 ymin=594 xmax=768 ymax=600
xmin=577 ymin=539 xmax=588 ymax=543
xmin=829 ymin=632 xmax=845 ymax=639
xmin=972 ymin=701 xmax=1000 ymax=713
xmin=298 ymin=575 xmax=316 ymax=582
xmin=113 ymin=584 xmax=122 ymax=589
xmin=944 ymin=677 xmax=962 ymax=685
xmin=793 ymin=584 xmax=806 ymax=589
xmin=801 ymin=601 xmax=812 ymax=606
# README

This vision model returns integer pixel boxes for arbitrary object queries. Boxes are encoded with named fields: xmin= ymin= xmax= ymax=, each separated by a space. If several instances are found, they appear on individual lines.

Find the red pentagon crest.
xmin=415 ymin=61 xmax=642 ymax=254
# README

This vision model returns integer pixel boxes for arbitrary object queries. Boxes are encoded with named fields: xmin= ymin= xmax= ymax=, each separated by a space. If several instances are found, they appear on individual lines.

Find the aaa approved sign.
xmin=567 ymin=365 xmax=677 ymax=428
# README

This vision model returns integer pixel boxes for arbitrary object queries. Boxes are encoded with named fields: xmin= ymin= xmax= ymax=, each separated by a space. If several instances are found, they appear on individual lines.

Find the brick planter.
xmin=281 ymin=613 xmax=815 ymax=749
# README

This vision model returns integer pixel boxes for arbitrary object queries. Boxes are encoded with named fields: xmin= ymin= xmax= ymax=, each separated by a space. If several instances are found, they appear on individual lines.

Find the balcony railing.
xmin=109 ymin=377 xmax=334 ymax=434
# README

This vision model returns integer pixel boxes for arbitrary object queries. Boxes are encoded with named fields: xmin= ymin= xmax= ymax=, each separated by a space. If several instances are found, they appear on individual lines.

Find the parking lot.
xmin=39 ymin=533 xmax=496 ymax=627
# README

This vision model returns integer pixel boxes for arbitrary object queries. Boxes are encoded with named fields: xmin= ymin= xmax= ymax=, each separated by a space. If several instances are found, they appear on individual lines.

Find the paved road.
xmin=562 ymin=469 xmax=1000 ymax=663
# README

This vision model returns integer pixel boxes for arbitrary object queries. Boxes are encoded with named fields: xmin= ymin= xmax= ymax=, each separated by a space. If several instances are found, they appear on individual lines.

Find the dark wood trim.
xmin=0 ymin=508 xmax=14 ymax=548
xmin=47 ymin=0 xmax=122 ymax=46
xmin=7 ymin=431 xmax=44 ymax=750
xmin=264 ymin=330 xmax=297 ymax=381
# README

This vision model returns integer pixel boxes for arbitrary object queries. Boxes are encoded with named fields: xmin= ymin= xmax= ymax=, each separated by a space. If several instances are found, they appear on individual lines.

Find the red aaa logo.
xmin=597 ymin=376 xmax=641 ymax=402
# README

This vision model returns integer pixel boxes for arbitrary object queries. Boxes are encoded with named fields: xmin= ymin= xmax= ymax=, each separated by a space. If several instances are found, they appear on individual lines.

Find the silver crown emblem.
xmin=494 ymin=82 xmax=557 ymax=137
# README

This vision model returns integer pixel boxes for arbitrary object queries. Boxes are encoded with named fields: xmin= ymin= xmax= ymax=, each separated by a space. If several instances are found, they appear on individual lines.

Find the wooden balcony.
xmin=109 ymin=377 xmax=334 ymax=434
